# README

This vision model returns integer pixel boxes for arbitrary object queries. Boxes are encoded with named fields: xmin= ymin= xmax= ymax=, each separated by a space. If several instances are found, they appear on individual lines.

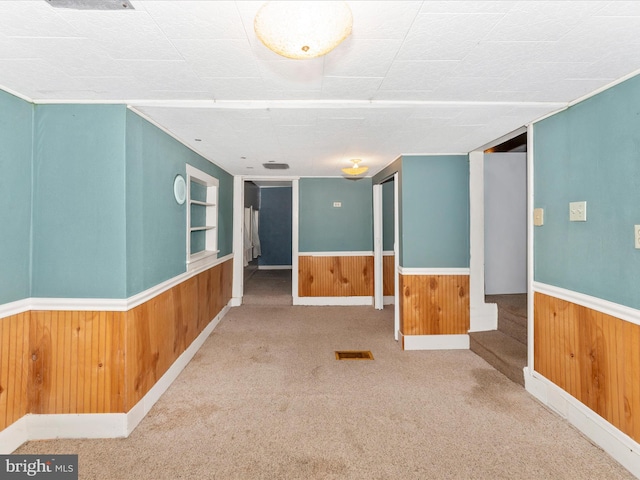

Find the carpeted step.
xmin=498 ymin=308 xmax=527 ymax=345
xmin=242 ymin=294 xmax=293 ymax=306
xmin=469 ymin=330 xmax=527 ymax=387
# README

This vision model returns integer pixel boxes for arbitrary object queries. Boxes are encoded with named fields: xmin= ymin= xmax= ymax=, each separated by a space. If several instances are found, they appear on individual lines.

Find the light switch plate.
xmin=635 ymin=225 xmax=640 ymax=249
xmin=333 ymin=202 xmax=341 ymax=208
xmin=569 ymin=201 xmax=587 ymax=222
xmin=533 ymin=208 xmax=544 ymax=226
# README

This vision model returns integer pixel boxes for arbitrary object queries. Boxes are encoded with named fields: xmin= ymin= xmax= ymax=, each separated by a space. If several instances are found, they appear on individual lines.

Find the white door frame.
xmin=231 ymin=176 xmax=299 ymax=306
xmin=373 ymin=173 xmax=400 ymax=339
xmin=373 ymin=184 xmax=383 ymax=309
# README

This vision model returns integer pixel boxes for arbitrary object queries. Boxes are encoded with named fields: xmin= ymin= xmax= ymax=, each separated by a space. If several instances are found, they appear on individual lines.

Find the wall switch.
xmin=333 ymin=202 xmax=342 ymax=208
xmin=533 ymin=208 xmax=544 ymax=226
xmin=635 ymin=225 xmax=640 ymax=249
xmin=569 ymin=201 xmax=587 ymax=222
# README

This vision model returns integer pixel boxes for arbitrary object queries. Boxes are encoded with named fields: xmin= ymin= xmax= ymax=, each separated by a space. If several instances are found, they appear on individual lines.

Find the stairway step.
xmin=469 ymin=330 xmax=527 ymax=387
xmin=498 ymin=309 xmax=527 ymax=345
xmin=242 ymin=294 xmax=293 ymax=306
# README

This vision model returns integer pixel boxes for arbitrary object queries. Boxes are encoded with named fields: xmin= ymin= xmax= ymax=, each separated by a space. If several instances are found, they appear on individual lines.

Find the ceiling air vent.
xmin=45 ymin=0 xmax=134 ymax=10
xmin=262 ymin=163 xmax=289 ymax=170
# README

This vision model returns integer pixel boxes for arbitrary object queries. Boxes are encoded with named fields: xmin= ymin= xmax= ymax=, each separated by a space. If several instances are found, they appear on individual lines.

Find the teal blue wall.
xmin=31 ymin=104 xmax=128 ymax=298
xmin=382 ymin=180 xmax=395 ymax=251
xmin=0 ymin=91 xmax=33 ymax=304
xmin=534 ymin=75 xmax=640 ymax=309
xmin=258 ymin=187 xmax=292 ymax=266
xmin=125 ymin=110 xmax=233 ymax=297
xmin=400 ymin=155 xmax=469 ymax=268
xmin=299 ymin=178 xmax=373 ymax=252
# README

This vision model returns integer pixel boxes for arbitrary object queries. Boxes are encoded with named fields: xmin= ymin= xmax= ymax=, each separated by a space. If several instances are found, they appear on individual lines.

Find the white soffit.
xmin=0 ymin=1 xmax=639 ymax=176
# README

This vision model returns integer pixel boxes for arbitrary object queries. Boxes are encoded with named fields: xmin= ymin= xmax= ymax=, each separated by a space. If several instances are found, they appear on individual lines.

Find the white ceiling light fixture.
xmin=342 ymin=159 xmax=368 ymax=176
xmin=254 ymin=1 xmax=353 ymax=60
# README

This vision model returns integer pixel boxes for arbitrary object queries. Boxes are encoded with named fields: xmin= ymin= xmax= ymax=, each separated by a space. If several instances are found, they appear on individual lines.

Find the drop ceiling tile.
xmin=347 ymin=2 xmax=422 ymax=39
xmin=58 ymin=9 xmax=183 ymax=61
xmin=200 ymin=77 xmax=265 ymax=100
xmin=380 ymin=60 xmax=459 ymax=91
xmin=324 ymin=38 xmax=403 ymax=77
xmin=490 ymin=1 xmax=606 ymax=42
xmin=418 ymin=1 xmax=515 ymax=14
xmin=0 ymin=1 xmax=80 ymax=38
xmin=111 ymin=60 xmax=208 ymax=92
xmin=321 ymin=77 xmax=383 ymax=99
xmin=172 ymin=39 xmax=261 ymax=77
xmin=139 ymin=0 xmax=246 ymax=39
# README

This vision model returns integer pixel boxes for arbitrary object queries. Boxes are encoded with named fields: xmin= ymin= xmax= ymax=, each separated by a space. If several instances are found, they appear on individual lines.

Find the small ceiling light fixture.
xmin=342 ymin=159 xmax=368 ymax=176
xmin=254 ymin=1 xmax=353 ymax=60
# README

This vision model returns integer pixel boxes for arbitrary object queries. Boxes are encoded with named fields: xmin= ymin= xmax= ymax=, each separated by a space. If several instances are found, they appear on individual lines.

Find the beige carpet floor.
xmin=16 ymin=305 xmax=634 ymax=479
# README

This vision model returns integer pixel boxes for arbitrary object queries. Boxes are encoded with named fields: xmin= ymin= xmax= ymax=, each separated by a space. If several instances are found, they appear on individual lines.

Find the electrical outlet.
xmin=569 ymin=201 xmax=587 ymax=222
xmin=333 ymin=202 xmax=342 ymax=208
xmin=635 ymin=225 xmax=640 ymax=249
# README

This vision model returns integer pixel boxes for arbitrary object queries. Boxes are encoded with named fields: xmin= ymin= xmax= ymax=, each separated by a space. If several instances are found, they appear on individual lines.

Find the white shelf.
xmin=190 ymin=226 xmax=216 ymax=232
xmin=190 ymin=200 xmax=216 ymax=207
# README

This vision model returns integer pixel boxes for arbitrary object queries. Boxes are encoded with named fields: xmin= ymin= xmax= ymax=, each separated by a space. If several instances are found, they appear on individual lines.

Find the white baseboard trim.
xmin=398 ymin=267 xmax=470 ymax=276
xmin=525 ymin=367 xmax=640 ymax=478
xmin=0 ymin=301 xmax=232 ymax=453
xmin=533 ymin=282 xmax=640 ymax=326
xmin=383 ymin=296 xmax=395 ymax=305
xmin=469 ymin=303 xmax=499 ymax=332
xmin=401 ymin=333 xmax=470 ymax=350
xmin=293 ymin=296 xmax=373 ymax=306
xmin=257 ymin=265 xmax=292 ymax=270
xmin=229 ymin=297 xmax=242 ymax=307
xmin=0 ymin=416 xmax=28 ymax=454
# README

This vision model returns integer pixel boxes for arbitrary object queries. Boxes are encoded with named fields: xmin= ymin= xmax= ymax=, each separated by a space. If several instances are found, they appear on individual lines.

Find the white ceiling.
xmin=2 ymin=0 xmax=640 ymax=177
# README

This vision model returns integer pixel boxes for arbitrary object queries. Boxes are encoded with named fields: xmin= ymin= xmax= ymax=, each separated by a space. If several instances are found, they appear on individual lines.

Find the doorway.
xmin=241 ymin=180 xmax=293 ymax=306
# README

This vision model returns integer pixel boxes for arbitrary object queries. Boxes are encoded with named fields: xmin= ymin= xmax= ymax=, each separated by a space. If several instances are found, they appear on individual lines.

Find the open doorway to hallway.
xmin=470 ymin=132 xmax=528 ymax=386
xmin=242 ymin=180 xmax=293 ymax=306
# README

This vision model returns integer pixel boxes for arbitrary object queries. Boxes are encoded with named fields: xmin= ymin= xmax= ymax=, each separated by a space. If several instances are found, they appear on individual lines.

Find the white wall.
xmin=484 ymin=152 xmax=527 ymax=295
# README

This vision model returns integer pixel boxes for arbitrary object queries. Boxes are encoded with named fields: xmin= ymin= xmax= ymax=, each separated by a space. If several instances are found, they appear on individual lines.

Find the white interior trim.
xmin=293 ymin=296 xmax=373 ymax=306
xmin=0 ymin=302 xmax=232 ymax=454
xmin=292 ymin=179 xmax=300 ymax=302
xmin=383 ymin=250 xmax=394 ymax=256
xmin=373 ymin=183 xmax=383 ymax=310
xmin=468 ymin=150 xmax=498 ymax=332
xmin=383 ymin=296 xmax=395 ymax=305
xmin=232 ymin=176 xmax=244 ymax=304
xmin=398 ymin=267 xmax=470 ymax=275
xmin=533 ymin=282 xmax=640 ymax=326
xmin=257 ymin=265 xmax=292 ymax=270
xmin=299 ymin=251 xmax=374 ymax=257
xmin=0 ymin=254 xmax=234 ymax=319
xmin=527 ymin=124 xmax=535 ymax=373
xmin=401 ymin=333 xmax=470 ymax=351
xmin=393 ymin=172 xmax=400 ymax=341
xmin=525 ymin=368 xmax=640 ymax=479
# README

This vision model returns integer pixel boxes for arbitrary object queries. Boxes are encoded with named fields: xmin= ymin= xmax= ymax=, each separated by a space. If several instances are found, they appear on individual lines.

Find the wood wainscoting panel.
xmin=399 ymin=274 xmax=469 ymax=335
xmin=383 ymin=255 xmax=395 ymax=297
xmin=0 ymin=259 xmax=233 ymax=434
xmin=298 ymin=256 xmax=373 ymax=297
xmin=0 ymin=312 xmax=30 ymax=431
xmin=125 ymin=259 xmax=233 ymax=410
xmin=534 ymin=292 xmax=640 ymax=442
xmin=27 ymin=310 xmax=125 ymax=416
